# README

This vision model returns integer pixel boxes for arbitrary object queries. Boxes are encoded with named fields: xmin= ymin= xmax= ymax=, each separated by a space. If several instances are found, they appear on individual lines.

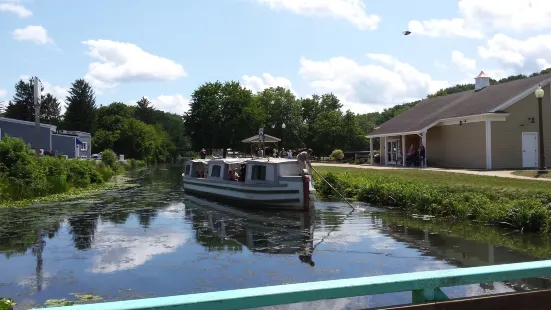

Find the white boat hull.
xmin=183 ymin=177 xmax=315 ymax=210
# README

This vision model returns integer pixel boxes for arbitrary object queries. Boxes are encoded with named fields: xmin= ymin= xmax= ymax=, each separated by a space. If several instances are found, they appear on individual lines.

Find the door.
xmin=522 ymin=132 xmax=538 ymax=168
xmin=386 ymin=139 xmax=400 ymax=164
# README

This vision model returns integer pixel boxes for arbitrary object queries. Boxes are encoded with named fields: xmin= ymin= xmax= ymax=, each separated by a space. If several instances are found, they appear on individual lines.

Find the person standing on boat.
xmin=200 ymin=148 xmax=206 ymax=159
xmin=297 ymin=149 xmax=313 ymax=173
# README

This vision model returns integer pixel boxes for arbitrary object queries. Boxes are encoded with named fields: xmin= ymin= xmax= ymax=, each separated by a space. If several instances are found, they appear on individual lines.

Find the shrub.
xmin=331 ymin=149 xmax=344 ymax=160
xmin=314 ymin=167 xmax=551 ymax=233
xmin=101 ymin=149 xmax=117 ymax=168
xmin=96 ymin=161 xmax=114 ymax=182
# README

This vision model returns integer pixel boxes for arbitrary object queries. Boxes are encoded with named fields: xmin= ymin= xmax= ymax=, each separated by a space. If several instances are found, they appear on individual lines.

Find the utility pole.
xmin=33 ymin=76 xmax=42 ymax=156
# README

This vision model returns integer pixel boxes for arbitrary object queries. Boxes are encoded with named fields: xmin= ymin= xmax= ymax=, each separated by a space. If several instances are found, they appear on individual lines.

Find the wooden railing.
xmin=40 ymin=260 xmax=551 ymax=309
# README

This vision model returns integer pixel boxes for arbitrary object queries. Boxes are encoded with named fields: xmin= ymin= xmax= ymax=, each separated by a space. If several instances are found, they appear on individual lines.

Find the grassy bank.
xmin=0 ymin=137 xmax=145 ymax=207
xmin=313 ymin=166 xmax=551 ymax=233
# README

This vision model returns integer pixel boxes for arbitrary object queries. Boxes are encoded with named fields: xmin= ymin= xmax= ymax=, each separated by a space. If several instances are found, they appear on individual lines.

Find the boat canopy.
xmin=185 ymin=159 xmax=208 ymax=164
xmin=241 ymin=134 xmax=281 ymax=144
xmin=207 ymin=158 xmax=249 ymax=165
xmin=246 ymin=158 xmax=297 ymax=165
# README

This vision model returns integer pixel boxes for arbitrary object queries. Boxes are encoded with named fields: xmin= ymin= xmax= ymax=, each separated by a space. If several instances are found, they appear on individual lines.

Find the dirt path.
xmin=312 ymin=163 xmax=551 ymax=182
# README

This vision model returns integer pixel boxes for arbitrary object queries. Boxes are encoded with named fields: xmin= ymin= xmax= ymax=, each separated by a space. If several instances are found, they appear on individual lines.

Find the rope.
xmin=311 ymin=166 xmax=355 ymax=210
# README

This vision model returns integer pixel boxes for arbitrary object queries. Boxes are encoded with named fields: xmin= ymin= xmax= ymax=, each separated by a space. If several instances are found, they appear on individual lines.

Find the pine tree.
xmin=63 ymin=79 xmax=97 ymax=133
xmin=40 ymin=93 xmax=61 ymax=126
xmin=4 ymin=79 xmax=36 ymax=121
xmin=135 ymin=96 xmax=155 ymax=124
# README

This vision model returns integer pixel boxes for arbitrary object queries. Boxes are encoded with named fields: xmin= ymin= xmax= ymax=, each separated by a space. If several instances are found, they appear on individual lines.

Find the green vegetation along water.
xmin=1 ymin=167 xmax=551 ymax=309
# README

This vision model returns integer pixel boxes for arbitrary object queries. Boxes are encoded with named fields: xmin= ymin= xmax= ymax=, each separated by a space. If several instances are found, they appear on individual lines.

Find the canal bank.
xmin=1 ymin=167 xmax=551 ymax=309
xmin=313 ymin=166 xmax=551 ymax=233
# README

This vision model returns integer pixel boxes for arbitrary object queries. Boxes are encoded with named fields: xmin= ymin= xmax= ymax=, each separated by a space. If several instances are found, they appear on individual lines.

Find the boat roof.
xmin=207 ymin=158 xmax=249 ymax=165
xmin=185 ymin=159 xmax=209 ymax=164
xmin=247 ymin=158 xmax=298 ymax=164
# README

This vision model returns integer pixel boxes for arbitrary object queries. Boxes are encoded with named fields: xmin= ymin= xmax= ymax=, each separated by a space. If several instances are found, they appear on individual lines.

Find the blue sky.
xmin=1 ymin=0 xmax=550 ymax=114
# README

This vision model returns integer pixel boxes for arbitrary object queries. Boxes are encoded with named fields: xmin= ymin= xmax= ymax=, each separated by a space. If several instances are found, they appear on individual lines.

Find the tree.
xmin=4 ymin=78 xmax=39 ymax=121
xmin=63 ymin=79 xmax=97 ymax=133
xmin=40 ymin=93 xmax=61 ymax=126
xmin=135 ymin=97 xmax=155 ymax=124
xmin=92 ymin=129 xmax=120 ymax=153
xmin=4 ymin=79 xmax=61 ymax=125
xmin=185 ymin=81 xmax=256 ymax=157
xmin=96 ymin=102 xmax=134 ymax=132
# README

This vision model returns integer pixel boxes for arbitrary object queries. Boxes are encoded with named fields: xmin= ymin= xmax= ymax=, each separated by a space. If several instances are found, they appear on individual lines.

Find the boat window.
xmin=184 ymin=165 xmax=191 ymax=175
xmin=210 ymin=165 xmax=221 ymax=177
xmin=251 ymin=165 xmax=267 ymax=181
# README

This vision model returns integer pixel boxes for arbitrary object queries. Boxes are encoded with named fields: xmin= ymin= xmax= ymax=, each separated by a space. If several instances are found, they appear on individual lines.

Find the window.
xmin=81 ymin=142 xmax=88 ymax=151
xmin=251 ymin=165 xmax=267 ymax=181
xmin=210 ymin=165 xmax=221 ymax=177
xmin=184 ymin=165 xmax=191 ymax=175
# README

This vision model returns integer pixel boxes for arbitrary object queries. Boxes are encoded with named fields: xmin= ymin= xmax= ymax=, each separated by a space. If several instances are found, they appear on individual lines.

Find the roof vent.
xmin=474 ymin=71 xmax=490 ymax=91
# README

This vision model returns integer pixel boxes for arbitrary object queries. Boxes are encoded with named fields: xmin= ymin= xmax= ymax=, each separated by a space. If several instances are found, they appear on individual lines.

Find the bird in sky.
xmin=403 ymin=31 xmax=411 ymax=35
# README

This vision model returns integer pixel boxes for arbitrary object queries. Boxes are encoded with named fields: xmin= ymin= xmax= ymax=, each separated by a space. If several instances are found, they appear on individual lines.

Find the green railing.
xmin=41 ymin=260 xmax=551 ymax=310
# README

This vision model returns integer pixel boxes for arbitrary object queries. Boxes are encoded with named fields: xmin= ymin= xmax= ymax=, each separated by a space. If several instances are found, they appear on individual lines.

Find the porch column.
xmin=382 ymin=136 xmax=387 ymax=165
xmin=401 ymin=135 xmax=406 ymax=166
xmin=485 ymin=120 xmax=492 ymax=170
xmin=422 ymin=131 xmax=427 ymax=167
xmin=369 ymin=138 xmax=374 ymax=165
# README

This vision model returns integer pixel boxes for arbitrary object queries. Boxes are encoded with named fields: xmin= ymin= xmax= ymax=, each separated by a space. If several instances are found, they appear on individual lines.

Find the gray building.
xmin=56 ymin=130 xmax=92 ymax=158
xmin=0 ymin=117 xmax=55 ymax=151
xmin=0 ymin=117 xmax=92 ymax=159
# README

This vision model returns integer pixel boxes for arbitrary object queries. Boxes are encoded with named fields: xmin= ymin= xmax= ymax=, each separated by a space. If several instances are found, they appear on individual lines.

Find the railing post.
xmin=412 ymin=288 xmax=449 ymax=304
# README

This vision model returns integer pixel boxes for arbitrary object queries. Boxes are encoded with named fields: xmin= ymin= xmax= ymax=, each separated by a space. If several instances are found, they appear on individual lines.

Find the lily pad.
xmin=69 ymin=293 xmax=102 ymax=303
xmin=44 ymin=299 xmax=75 ymax=308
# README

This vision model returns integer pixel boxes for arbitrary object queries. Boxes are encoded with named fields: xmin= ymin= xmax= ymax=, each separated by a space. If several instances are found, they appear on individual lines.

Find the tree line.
xmin=1 ymin=78 xmax=191 ymax=164
xmin=2 ymin=66 xmax=550 ymax=160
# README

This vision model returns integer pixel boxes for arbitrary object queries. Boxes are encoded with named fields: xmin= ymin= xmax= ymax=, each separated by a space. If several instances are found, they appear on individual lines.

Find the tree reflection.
xmin=68 ymin=211 xmax=100 ymax=250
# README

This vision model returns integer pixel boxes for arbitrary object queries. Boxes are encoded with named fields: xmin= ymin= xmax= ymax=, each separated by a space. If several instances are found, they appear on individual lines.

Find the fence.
xmin=41 ymin=260 xmax=551 ymax=310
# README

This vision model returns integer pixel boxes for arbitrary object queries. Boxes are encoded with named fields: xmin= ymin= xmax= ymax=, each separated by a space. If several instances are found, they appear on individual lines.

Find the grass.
xmin=512 ymin=170 xmax=551 ymax=179
xmin=313 ymin=166 xmax=551 ymax=233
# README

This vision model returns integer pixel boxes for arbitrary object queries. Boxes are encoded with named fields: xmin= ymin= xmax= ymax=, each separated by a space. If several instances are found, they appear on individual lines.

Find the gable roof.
xmin=368 ymin=72 xmax=551 ymax=137
xmin=241 ymin=134 xmax=281 ymax=143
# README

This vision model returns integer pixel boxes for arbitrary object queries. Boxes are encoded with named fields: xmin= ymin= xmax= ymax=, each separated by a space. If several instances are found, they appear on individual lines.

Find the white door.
xmin=522 ymin=132 xmax=538 ymax=168
xmin=387 ymin=140 xmax=400 ymax=164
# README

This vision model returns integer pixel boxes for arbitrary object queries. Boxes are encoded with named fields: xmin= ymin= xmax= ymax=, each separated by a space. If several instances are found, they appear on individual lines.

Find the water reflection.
xmin=0 ymin=167 xmax=551 ymax=309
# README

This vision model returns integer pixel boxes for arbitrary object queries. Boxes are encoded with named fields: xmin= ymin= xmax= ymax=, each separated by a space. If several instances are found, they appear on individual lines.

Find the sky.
xmin=1 ymin=0 xmax=551 ymax=115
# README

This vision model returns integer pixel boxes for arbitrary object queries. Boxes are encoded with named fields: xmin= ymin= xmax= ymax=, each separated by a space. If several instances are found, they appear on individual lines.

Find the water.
xmin=1 ymin=167 xmax=551 ymax=309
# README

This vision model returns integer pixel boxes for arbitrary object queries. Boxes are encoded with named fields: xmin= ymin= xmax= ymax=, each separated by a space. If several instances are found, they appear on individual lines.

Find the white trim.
xmin=485 ymin=120 xmax=492 ymax=170
xmin=0 ymin=116 xmax=57 ymax=130
xmin=490 ymin=78 xmax=551 ymax=112
xmin=369 ymin=138 xmax=374 ymax=164
xmin=367 ymin=113 xmax=510 ymax=138
xmin=81 ymin=141 xmax=88 ymax=151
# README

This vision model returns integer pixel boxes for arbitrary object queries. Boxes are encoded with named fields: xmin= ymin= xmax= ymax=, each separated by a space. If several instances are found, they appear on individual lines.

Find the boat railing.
xmin=40 ymin=260 xmax=551 ymax=309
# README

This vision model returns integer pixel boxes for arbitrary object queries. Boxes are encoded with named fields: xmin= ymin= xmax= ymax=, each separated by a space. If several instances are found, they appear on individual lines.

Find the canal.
xmin=1 ymin=167 xmax=551 ymax=309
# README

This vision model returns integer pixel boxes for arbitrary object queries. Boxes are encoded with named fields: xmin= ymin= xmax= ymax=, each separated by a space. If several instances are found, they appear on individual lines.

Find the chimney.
xmin=474 ymin=71 xmax=490 ymax=91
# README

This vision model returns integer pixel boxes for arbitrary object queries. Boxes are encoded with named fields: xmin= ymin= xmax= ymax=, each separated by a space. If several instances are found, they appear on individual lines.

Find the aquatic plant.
xmin=0 ymin=298 xmax=15 ymax=310
xmin=314 ymin=167 xmax=551 ymax=233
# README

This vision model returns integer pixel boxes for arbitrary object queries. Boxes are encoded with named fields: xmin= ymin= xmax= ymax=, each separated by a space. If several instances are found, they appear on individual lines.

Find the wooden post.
xmin=402 ymin=135 xmax=406 ymax=166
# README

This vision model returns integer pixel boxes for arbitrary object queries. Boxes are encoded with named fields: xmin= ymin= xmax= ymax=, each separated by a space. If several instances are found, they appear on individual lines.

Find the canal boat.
xmin=182 ymin=157 xmax=315 ymax=210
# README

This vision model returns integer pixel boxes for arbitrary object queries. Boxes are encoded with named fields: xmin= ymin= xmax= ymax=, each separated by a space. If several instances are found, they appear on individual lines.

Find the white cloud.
xmin=129 ymin=94 xmax=189 ymax=115
xmin=0 ymin=2 xmax=32 ymax=18
xmin=241 ymin=73 xmax=295 ymax=93
xmin=408 ymin=19 xmax=483 ymax=39
xmin=477 ymin=33 xmax=551 ymax=71
xmin=42 ymin=81 xmax=69 ymax=114
xmin=12 ymin=25 xmax=53 ymax=45
xmin=451 ymin=51 xmax=477 ymax=72
xmin=253 ymin=0 xmax=380 ymax=30
xmin=82 ymin=40 xmax=187 ymax=90
xmin=0 ymin=89 xmax=6 ymax=98
xmin=298 ymin=54 xmax=450 ymax=113
xmin=408 ymin=0 xmax=551 ymax=38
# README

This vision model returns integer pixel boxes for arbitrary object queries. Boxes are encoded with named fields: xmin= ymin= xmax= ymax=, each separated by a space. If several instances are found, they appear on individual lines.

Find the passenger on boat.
xmin=297 ymin=149 xmax=313 ymax=173
xmin=200 ymin=148 xmax=206 ymax=159
xmin=287 ymin=150 xmax=293 ymax=159
xmin=239 ymin=164 xmax=246 ymax=182
xmin=228 ymin=169 xmax=239 ymax=181
xmin=280 ymin=148 xmax=287 ymax=158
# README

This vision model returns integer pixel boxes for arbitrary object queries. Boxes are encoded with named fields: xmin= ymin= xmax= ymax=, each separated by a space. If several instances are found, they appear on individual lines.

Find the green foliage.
xmin=135 ymin=96 xmax=155 ymax=124
xmin=3 ymin=78 xmax=61 ymax=125
xmin=0 ymin=298 xmax=15 ymax=310
xmin=331 ymin=149 xmax=344 ymax=160
xmin=314 ymin=167 xmax=551 ymax=233
xmin=101 ymin=149 xmax=117 ymax=168
xmin=0 ymin=137 xmax=119 ymax=203
xmin=63 ymin=79 xmax=97 ymax=133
